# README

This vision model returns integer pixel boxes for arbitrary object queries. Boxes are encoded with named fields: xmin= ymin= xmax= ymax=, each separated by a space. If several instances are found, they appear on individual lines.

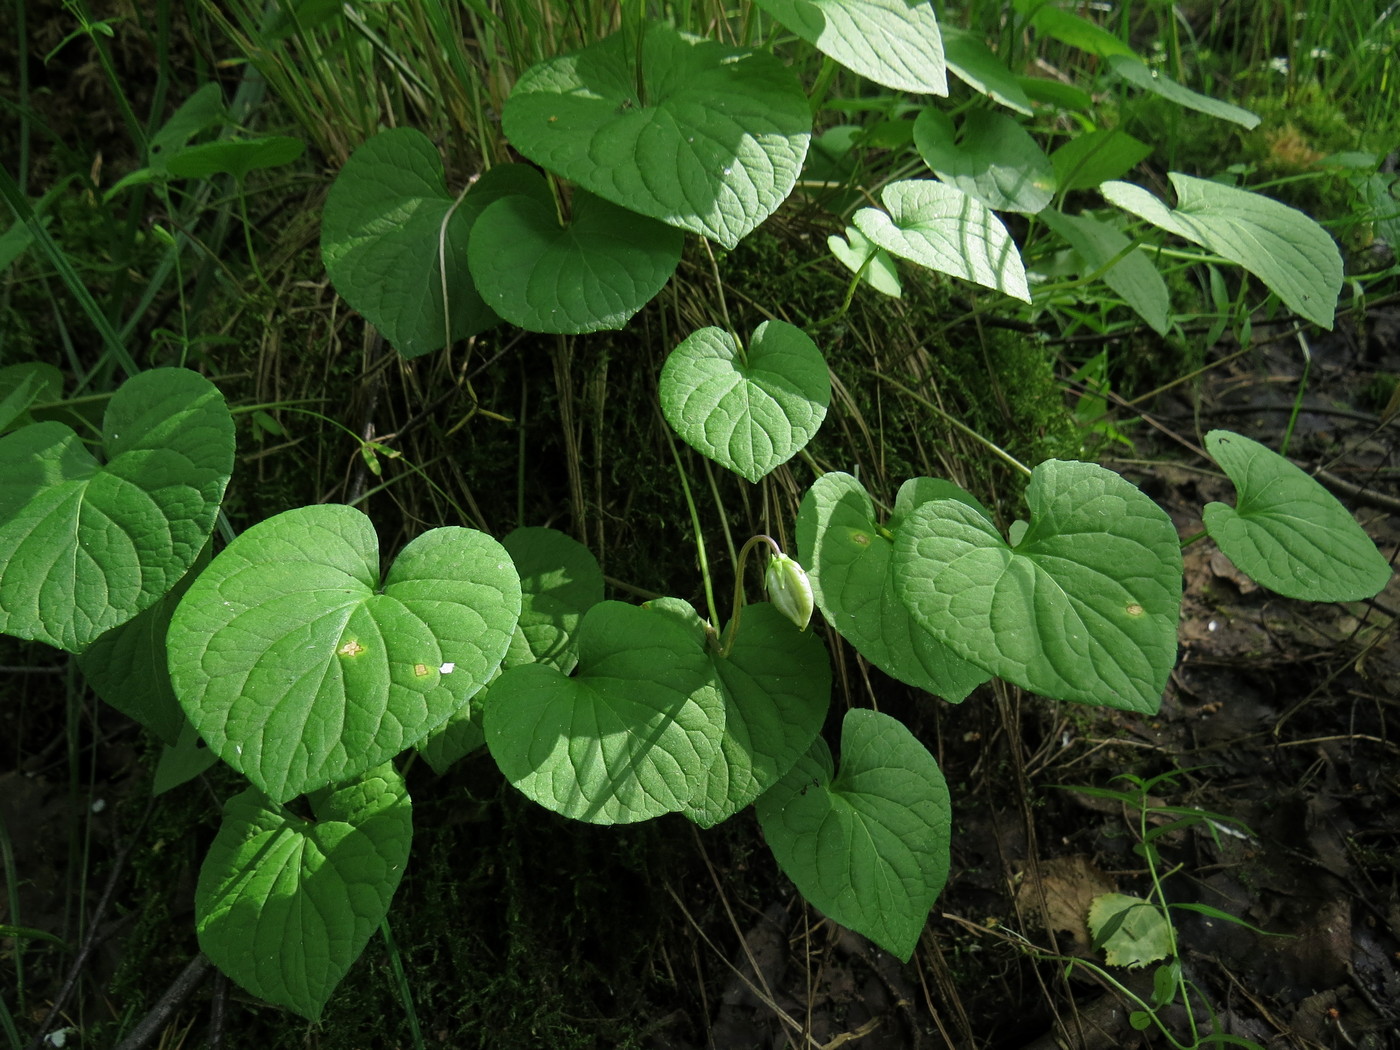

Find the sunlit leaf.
xmin=1202 ymin=430 xmax=1391 ymax=601
xmin=503 ymin=21 xmax=810 ymax=249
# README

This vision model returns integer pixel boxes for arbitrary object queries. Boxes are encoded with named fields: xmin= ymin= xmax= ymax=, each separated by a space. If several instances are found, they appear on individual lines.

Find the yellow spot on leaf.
xmin=851 ymin=532 xmax=871 ymax=546
xmin=338 ymin=640 xmax=366 ymax=657
xmin=1126 ymin=603 xmax=1144 ymax=617
xmin=414 ymin=663 xmax=430 ymax=677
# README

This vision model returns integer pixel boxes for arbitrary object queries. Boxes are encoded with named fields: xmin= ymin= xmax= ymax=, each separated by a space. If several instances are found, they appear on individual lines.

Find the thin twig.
xmin=110 ymin=954 xmax=212 ymax=1050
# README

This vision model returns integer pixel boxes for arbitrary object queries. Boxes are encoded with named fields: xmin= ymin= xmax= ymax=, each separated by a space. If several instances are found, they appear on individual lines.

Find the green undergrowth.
xmin=1126 ymin=82 xmax=1394 ymax=252
xmin=95 ymin=753 xmax=681 ymax=1049
xmin=7 ymin=0 xmax=1396 ymax=1043
xmin=58 ymin=233 xmax=1087 ymax=1046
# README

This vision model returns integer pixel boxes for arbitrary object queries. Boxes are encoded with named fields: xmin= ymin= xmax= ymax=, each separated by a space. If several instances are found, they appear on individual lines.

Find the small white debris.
xmin=1207 ymin=620 xmax=1219 ymax=632
xmin=439 ymin=662 xmax=456 ymax=675
xmin=46 ymin=1026 xmax=78 ymax=1048
xmin=91 ymin=798 xmax=106 ymax=814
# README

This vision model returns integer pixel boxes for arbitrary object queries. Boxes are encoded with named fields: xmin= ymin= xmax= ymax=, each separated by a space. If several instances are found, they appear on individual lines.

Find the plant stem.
xmin=1136 ymin=792 xmax=1200 ymax=1047
xmin=807 ymin=55 xmax=838 ymax=115
xmin=701 ymin=238 xmax=737 ymax=350
xmin=717 ymin=534 xmax=782 ymax=657
xmin=439 ymin=180 xmax=474 ymax=349
xmin=1279 ymin=330 xmax=1313 ymax=458
xmin=0 ymin=816 xmax=24 ymax=1017
xmin=1030 ymin=236 xmax=1148 ymax=298
xmin=665 ymin=432 xmax=720 ymax=630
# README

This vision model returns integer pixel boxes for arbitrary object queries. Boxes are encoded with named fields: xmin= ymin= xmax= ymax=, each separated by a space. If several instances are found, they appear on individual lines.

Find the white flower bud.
xmin=765 ymin=553 xmax=814 ymax=631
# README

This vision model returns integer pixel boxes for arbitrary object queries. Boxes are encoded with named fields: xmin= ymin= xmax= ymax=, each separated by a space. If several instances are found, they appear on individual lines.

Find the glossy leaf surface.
xmin=854 ymin=179 xmax=1030 ymax=301
xmin=796 ymin=472 xmax=989 ymax=700
xmin=322 ymin=131 xmax=538 ymax=356
xmin=503 ymin=22 xmax=810 ymax=249
xmin=0 ymin=368 xmax=233 ymax=652
xmin=469 ymin=177 xmax=682 ymax=333
xmin=750 ymin=0 xmax=946 ymax=95
xmin=196 ymin=765 xmax=412 ymax=1020
xmin=169 ymin=505 xmax=520 ymax=801
xmin=827 ymin=226 xmax=902 ymax=297
xmin=1103 ymin=173 xmax=1342 ymax=328
xmin=484 ymin=601 xmax=723 ymax=824
xmin=914 ymin=108 xmax=1054 ymax=214
xmin=501 ymin=526 xmax=605 ymax=673
xmin=416 ymin=527 xmax=603 ymax=775
xmin=652 ymin=600 xmax=830 ymax=829
xmin=1202 ymin=430 xmax=1391 ymax=601
xmin=1049 ymin=128 xmax=1151 ymax=192
xmin=942 ymin=28 xmax=1033 ymax=114
xmin=757 ymin=709 xmax=951 ymax=961
xmin=660 ymin=321 xmax=830 ymax=483
xmin=79 ymin=545 xmax=210 ymax=744
xmin=1107 ymin=56 xmax=1260 ymax=129
xmin=894 ymin=460 xmax=1182 ymax=712
xmin=1038 ymin=209 xmax=1171 ymax=335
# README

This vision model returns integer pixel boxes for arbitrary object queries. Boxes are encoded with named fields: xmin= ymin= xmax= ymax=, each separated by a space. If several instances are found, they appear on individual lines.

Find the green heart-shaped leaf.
xmin=196 ymin=763 xmax=412 ymax=1020
xmin=750 ymin=0 xmax=946 ymax=95
xmin=660 ymin=321 xmax=830 ymax=483
xmin=894 ymin=460 xmax=1182 ymax=712
xmin=0 ymin=368 xmax=233 ymax=653
xmin=168 ymin=504 xmax=521 ymax=802
xmin=1037 ymin=209 xmax=1171 ymax=335
xmin=469 ymin=178 xmax=683 ymax=334
xmin=797 ymin=472 xmax=991 ymax=701
xmin=1202 ymin=430 xmax=1391 ymax=601
xmin=757 ymin=708 xmax=951 ymax=961
xmin=1102 ymin=173 xmax=1341 ymax=329
xmin=639 ymin=599 xmax=830 ymax=829
xmin=854 ymin=179 xmax=1030 ymax=301
xmin=483 ymin=601 xmax=724 ymax=824
xmin=416 ymin=526 xmax=603 ymax=775
xmin=502 ymin=21 xmax=811 ymax=249
xmin=322 ymin=130 xmax=538 ymax=356
xmin=827 ymin=226 xmax=902 ymax=298
xmin=913 ymin=108 xmax=1054 ymax=214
